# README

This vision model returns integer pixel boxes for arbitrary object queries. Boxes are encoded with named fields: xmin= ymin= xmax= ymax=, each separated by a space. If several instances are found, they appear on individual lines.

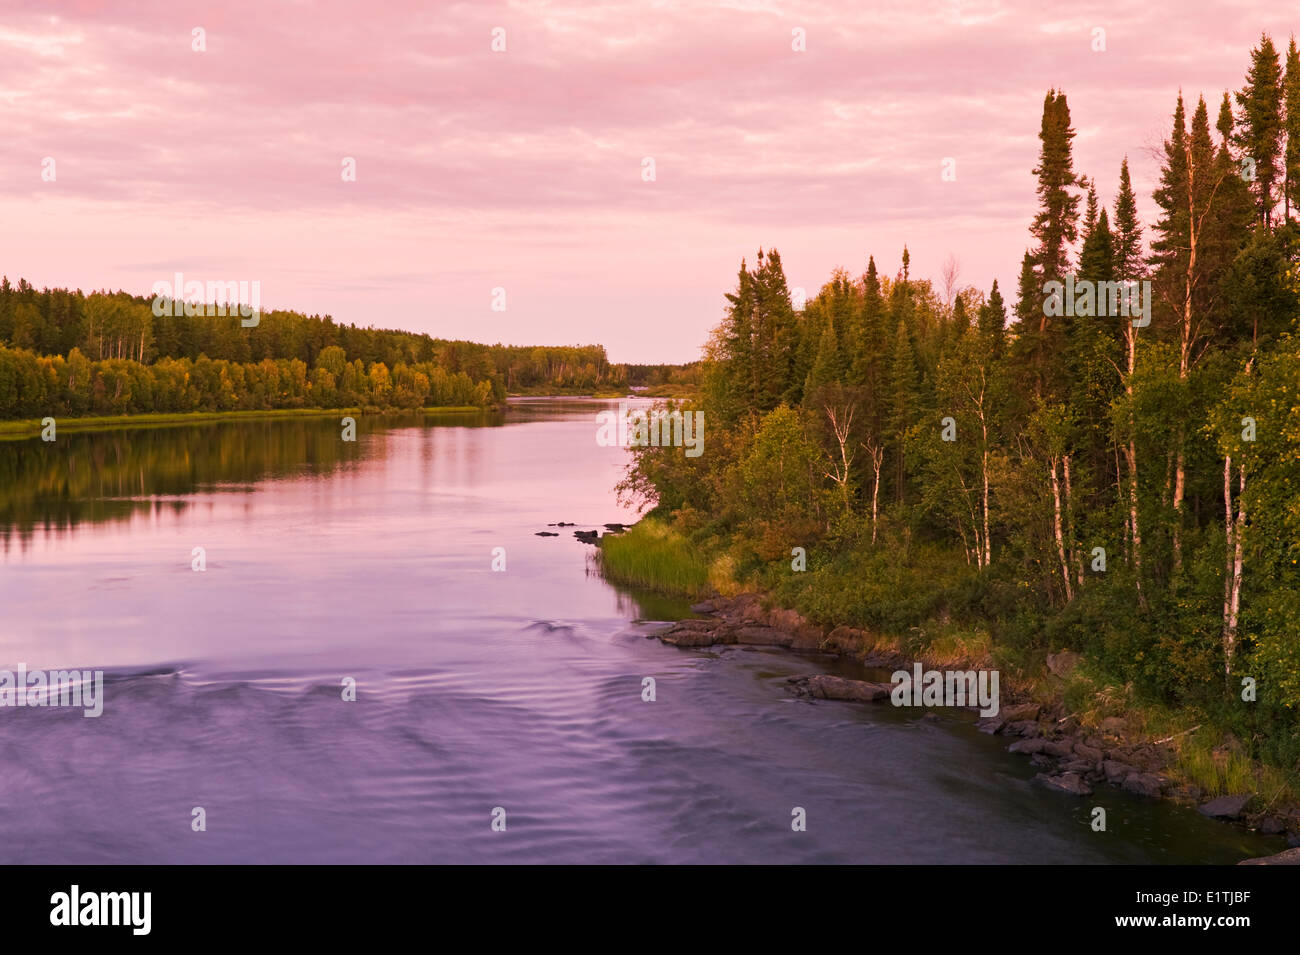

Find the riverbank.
xmin=0 ymin=405 xmax=491 ymax=440
xmin=600 ymin=520 xmax=1300 ymax=860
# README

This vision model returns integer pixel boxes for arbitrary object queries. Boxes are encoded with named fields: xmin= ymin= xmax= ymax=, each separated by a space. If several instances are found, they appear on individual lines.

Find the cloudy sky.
xmin=2 ymin=0 xmax=1296 ymax=362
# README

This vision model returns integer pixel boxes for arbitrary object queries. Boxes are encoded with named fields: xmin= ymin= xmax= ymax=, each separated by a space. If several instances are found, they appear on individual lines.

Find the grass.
xmin=0 ymin=406 xmax=488 ymax=439
xmin=598 ymin=518 xmax=711 ymax=596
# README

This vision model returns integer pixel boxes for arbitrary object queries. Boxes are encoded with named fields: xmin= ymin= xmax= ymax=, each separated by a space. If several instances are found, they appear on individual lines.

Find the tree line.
xmin=0 ymin=281 xmax=664 ymax=416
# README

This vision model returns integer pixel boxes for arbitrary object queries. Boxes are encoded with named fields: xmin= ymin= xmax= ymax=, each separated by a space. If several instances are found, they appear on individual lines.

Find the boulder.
xmin=1238 ymin=847 xmax=1300 ymax=865
xmin=1122 ymin=773 xmax=1166 ymax=798
xmin=976 ymin=716 xmax=1007 ymax=734
xmin=1006 ymin=720 xmax=1041 ymax=738
xmin=1046 ymin=650 xmax=1083 ymax=679
xmin=1042 ymin=740 xmax=1076 ymax=758
xmin=1198 ymin=794 xmax=1251 ymax=820
xmin=1074 ymin=742 xmax=1105 ymax=763
xmin=802 ymin=675 xmax=892 ymax=702
xmin=1034 ymin=772 xmax=1093 ymax=796
xmin=1008 ymin=738 xmax=1046 ymax=755
xmin=689 ymin=599 xmax=718 ymax=614
xmin=1102 ymin=759 xmax=1134 ymax=783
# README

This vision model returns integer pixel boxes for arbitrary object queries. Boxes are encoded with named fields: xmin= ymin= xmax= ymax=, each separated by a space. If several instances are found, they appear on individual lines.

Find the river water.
xmin=0 ymin=400 xmax=1281 ymax=863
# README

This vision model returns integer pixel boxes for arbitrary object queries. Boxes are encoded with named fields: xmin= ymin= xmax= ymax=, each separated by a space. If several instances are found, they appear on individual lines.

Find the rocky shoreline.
xmin=649 ymin=592 xmax=1300 ymax=865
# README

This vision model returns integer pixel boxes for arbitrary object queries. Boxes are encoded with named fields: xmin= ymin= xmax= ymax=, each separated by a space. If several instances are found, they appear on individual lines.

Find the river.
xmin=0 ymin=399 xmax=1279 ymax=863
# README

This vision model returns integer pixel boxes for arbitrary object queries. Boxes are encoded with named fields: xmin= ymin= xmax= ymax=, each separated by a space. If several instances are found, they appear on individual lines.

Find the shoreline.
xmin=648 ymin=591 xmax=1300 ymax=864
xmin=0 ymin=405 xmax=493 ymax=440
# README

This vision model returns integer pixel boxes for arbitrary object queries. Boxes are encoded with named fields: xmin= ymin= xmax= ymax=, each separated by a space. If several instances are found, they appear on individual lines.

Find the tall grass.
xmin=598 ymin=519 xmax=710 ymax=596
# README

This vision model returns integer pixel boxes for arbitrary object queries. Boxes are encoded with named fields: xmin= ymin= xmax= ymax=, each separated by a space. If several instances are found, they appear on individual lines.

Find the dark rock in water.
xmin=1008 ymin=738 xmax=1046 ymax=755
xmin=1034 ymin=772 xmax=1092 ymax=796
xmin=689 ymin=600 xmax=718 ymax=614
xmin=1122 ymin=773 xmax=1166 ymax=798
xmin=1006 ymin=720 xmax=1041 ymax=738
xmin=1029 ymin=753 xmax=1055 ymax=768
xmin=657 ymin=619 xmax=728 ymax=647
xmin=1258 ymin=816 xmax=1286 ymax=836
xmin=1238 ymin=847 xmax=1300 ymax=865
xmin=573 ymin=529 xmax=600 ymax=543
xmin=976 ymin=716 xmax=1006 ymax=734
xmin=1288 ymin=833 xmax=1300 ymax=848
xmin=796 ymin=675 xmax=892 ymax=702
xmin=1042 ymin=740 xmax=1075 ymax=758
xmin=1060 ymin=757 xmax=1096 ymax=775
xmin=1073 ymin=742 xmax=1104 ymax=763
xmin=535 ymin=531 xmax=559 ymax=536
xmin=603 ymin=523 xmax=627 ymax=532
xmin=1198 ymin=794 xmax=1251 ymax=819
xmin=1102 ymin=759 xmax=1134 ymax=783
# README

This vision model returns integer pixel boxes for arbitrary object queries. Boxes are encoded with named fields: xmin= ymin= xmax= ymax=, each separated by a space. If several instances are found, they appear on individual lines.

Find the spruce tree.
xmin=1235 ymin=32 xmax=1285 ymax=226
xmin=1284 ymin=36 xmax=1300 ymax=222
xmin=1112 ymin=158 xmax=1144 ymax=281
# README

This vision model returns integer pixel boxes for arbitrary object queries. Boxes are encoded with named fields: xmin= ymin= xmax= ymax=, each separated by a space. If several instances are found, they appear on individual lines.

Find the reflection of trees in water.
xmin=0 ymin=418 xmax=375 ymax=547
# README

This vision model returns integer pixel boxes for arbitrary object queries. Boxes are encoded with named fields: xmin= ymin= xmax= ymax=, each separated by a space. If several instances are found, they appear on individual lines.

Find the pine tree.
xmin=977 ymin=279 xmax=1007 ymax=357
xmin=1030 ymin=90 xmax=1083 ymax=283
xmin=1235 ymin=32 xmax=1285 ymax=227
xmin=1284 ymin=36 xmax=1300 ymax=222
xmin=1113 ymin=158 xmax=1144 ymax=281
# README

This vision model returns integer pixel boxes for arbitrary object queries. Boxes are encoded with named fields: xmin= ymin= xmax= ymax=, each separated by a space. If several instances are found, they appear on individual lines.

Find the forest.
xmin=0 ymin=281 xmax=651 ymax=416
xmin=620 ymin=34 xmax=1300 ymax=779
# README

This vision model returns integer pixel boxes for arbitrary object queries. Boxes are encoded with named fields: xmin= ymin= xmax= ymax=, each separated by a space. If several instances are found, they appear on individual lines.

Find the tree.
xmin=1235 ymin=33 xmax=1285 ymax=227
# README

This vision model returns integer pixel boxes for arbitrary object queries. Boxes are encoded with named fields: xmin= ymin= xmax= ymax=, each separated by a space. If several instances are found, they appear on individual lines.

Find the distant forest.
xmin=0 ymin=280 xmax=692 ymax=417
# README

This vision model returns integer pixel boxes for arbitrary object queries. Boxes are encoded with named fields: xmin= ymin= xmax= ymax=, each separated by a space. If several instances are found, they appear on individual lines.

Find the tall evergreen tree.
xmin=1284 ymin=36 xmax=1300 ymax=222
xmin=1235 ymin=33 xmax=1285 ymax=226
xmin=1113 ymin=158 xmax=1144 ymax=281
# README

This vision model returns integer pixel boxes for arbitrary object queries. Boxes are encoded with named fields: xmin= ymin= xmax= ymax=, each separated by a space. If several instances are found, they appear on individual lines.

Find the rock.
xmin=1042 ymin=740 xmax=1075 ymax=758
xmin=657 ymin=619 xmax=731 ymax=647
xmin=802 ymin=675 xmax=892 ymax=702
xmin=1102 ymin=759 xmax=1134 ymax=783
xmin=734 ymin=626 xmax=795 ymax=647
xmin=1123 ymin=773 xmax=1166 ymax=798
xmin=534 ymin=531 xmax=559 ymax=536
xmin=603 ymin=523 xmax=627 ymax=532
xmin=1034 ymin=772 xmax=1093 ymax=796
xmin=689 ymin=600 xmax=718 ymax=614
xmin=548 ymin=522 xmax=576 ymax=527
xmin=1074 ymin=742 xmax=1104 ymax=763
xmin=1238 ymin=847 xmax=1300 ymax=865
xmin=1046 ymin=650 xmax=1083 ymax=679
xmin=1030 ymin=753 xmax=1055 ymax=768
xmin=1061 ymin=757 xmax=1096 ymax=775
xmin=1000 ymin=703 xmax=1041 ymax=723
xmin=1287 ymin=833 xmax=1300 ymax=848
xmin=1198 ymin=794 xmax=1251 ymax=820
xmin=1258 ymin=816 xmax=1287 ymax=836
xmin=977 ymin=716 xmax=1007 ymax=734
xmin=573 ymin=529 xmax=600 ymax=543
xmin=1006 ymin=720 xmax=1041 ymax=738
xmin=1008 ymin=738 xmax=1046 ymax=755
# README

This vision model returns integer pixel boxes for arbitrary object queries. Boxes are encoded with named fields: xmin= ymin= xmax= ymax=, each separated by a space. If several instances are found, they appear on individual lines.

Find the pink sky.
xmin=2 ymin=1 xmax=1296 ymax=363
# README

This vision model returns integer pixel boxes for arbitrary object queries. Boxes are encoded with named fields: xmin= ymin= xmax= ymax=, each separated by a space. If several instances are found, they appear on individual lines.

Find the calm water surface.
xmin=0 ymin=400 xmax=1282 ymax=863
